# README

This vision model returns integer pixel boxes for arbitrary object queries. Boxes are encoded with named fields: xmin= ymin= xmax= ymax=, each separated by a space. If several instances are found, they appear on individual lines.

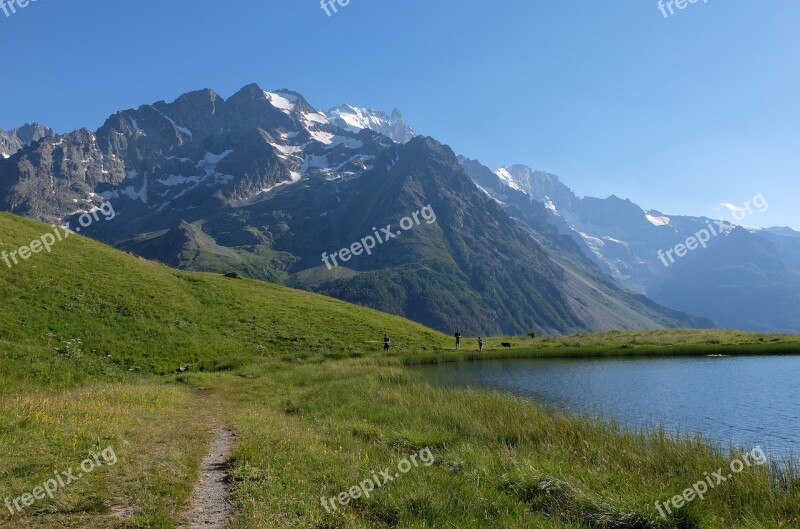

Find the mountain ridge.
xmin=472 ymin=161 xmax=800 ymax=332
xmin=0 ymin=83 xmax=714 ymax=335
xmin=0 ymin=122 xmax=53 ymax=159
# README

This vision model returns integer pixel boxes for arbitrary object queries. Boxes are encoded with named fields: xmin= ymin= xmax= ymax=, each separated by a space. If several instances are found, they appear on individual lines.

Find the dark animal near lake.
xmin=501 ymin=342 xmax=511 ymax=349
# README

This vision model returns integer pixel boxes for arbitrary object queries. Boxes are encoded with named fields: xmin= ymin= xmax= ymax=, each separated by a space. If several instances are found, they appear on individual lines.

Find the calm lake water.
xmin=417 ymin=355 xmax=800 ymax=458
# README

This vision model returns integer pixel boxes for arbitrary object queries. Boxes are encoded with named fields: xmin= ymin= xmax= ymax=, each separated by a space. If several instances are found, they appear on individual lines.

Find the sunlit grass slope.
xmin=0 ymin=212 xmax=449 ymax=387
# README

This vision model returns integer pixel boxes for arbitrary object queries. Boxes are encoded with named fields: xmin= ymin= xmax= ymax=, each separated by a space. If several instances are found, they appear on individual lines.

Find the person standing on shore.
xmin=455 ymin=330 xmax=462 ymax=351
xmin=478 ymin=336 xmax=483 ymax=352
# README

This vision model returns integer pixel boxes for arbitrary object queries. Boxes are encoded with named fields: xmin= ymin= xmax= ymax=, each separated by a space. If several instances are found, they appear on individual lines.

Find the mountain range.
xmin=460 ymin=162 xmax=800 ymax=333
xmin=0 ymin=122 xmax=52 ymax=159
xmin=1 ymin=83 xmax=771 ymax=335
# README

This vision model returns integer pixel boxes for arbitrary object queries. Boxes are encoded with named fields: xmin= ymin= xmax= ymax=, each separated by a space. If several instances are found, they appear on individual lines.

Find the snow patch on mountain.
xmin=310 ymin=130 xmax=334 ymax=144
xmin=328 ymin=136 xmax=363 ymax=149
xmin=159 ymin=174 xmax=201 ymax=187
xmin=265 ymin=91 xmax=297 ymax=113
xmin=302 ymin=111 xmax=329 ymax=126
xmin=326 ymin=105 xmax=416 ymax=143
xmin=258 ymin=171 xmax=302 ymax=196
xmin=301 ymin=154 xmax=329 ymax=171
xmin=152 ymin=151 xmax=235 ymax=193
xmin=271 ymin=143 xmax=304 ymax=157
xmin=645 ymin=212 xmax=671 ymax=226
xmin=603 ymin=236 xmax=628 ymax=246
xmin=386 ymin=152 xmax=400 ymax=171
xmin=103 ymin=171 xmax=149 ymax=204
xmin=152 ymin=109 xmax=193 ymax=138
xmin=494 ymin=167 xmax=524 ymax=192
xmin=203 ymin=150 xmax=233 ymax=165
xmin=197 ymin=150 xmax=233 ymax=178
xmin=130 ymin=118 xmax=146 ymax=136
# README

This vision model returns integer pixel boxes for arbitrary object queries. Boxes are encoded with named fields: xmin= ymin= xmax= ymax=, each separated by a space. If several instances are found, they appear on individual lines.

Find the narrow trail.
xmin=182 ymin=427 xmax=235 ymax=528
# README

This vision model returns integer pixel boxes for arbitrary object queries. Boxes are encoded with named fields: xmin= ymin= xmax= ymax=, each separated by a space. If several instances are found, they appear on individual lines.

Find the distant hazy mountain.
xmin=0 ymin=123 xmax=53 ymax=158
xmin=459 ymin=156 xmax=714 ymax=331
xmin=649 ymin=227 xmax=800 ymax=333
xmin=468 ymin=161 xmax=800 ymax=333
xmin=759 ymin=227 xmax=800 ymax=269
xmin=0 ymin=84 xmax=707 ymax=336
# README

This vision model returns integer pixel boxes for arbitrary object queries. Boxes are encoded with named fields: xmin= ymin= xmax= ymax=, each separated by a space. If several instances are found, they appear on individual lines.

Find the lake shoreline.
xmin=399 ymin=330 xmax=800 ymax=366
xmin=413 ymin=353 xmax=800 ymax=461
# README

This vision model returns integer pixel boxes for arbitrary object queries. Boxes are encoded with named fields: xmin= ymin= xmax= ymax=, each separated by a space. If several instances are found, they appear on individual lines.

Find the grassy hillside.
xmin=0 ymin=212 xmax=448 ymax=385
xmin=1 ymin=212 xmax=799 ymax=529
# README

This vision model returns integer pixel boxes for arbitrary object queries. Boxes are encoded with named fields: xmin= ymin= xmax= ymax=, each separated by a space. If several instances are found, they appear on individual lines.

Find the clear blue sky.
xmin=2 ymin=0 xmax=798 ymax=228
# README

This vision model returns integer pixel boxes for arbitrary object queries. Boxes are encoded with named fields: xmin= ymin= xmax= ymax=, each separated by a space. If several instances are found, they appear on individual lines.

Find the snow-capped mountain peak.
xmin=326 ymin=105 xmax=415 ymax=143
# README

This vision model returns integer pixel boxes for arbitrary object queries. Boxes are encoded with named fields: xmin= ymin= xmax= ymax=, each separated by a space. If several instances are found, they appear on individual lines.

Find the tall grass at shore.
xmin=401 ymin=329 xmax=800 ymax=364
xmin=191 ymin=359 xmax=800 ymax=529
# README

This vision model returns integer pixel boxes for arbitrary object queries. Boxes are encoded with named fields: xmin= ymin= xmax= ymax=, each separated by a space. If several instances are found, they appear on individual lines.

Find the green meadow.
xmin=1 ymin=212 xmax=798 ymax=528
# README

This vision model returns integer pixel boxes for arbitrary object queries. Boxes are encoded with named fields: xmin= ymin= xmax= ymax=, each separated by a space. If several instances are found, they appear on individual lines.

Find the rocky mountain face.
xmin=0 ymin=84 xmax=710 ymax=335
xmin=472 ymin=162 xmax=800 ymax=333
xmin=0 ymin=85 xmax=389 ymax=224
xmin=0 ymin=123 xmax=53 ymax=158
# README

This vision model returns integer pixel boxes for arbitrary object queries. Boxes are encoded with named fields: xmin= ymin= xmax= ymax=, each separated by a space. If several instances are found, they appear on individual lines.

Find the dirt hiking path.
xmin=182 ymin=427 xmax=235 ymax=528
